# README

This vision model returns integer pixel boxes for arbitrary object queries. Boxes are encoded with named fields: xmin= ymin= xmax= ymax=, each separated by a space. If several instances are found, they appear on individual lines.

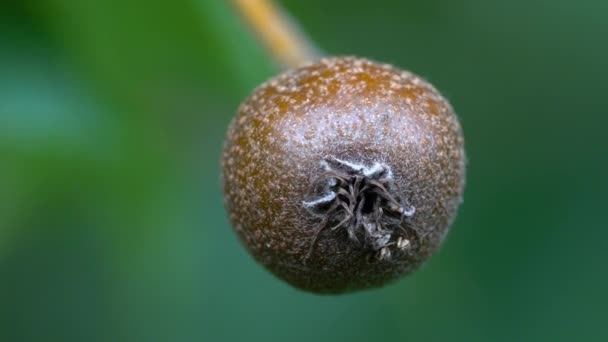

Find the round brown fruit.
xmin=222 ymin=56 xmax=465 ymax=294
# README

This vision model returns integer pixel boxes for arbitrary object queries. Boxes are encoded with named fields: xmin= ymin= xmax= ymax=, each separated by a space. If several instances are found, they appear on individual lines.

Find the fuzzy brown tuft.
xmin=302 ymin=157 xmax=415 ymax=263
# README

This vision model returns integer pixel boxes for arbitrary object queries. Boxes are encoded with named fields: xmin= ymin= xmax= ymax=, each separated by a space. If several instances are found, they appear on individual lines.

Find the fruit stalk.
xmin=231 ymin=0 xmax=322 ymax=68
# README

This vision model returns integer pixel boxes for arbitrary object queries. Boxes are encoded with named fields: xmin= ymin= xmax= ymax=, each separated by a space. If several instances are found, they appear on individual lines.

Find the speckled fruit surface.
xmin=222 ymin=56 xmax=465 ymax=294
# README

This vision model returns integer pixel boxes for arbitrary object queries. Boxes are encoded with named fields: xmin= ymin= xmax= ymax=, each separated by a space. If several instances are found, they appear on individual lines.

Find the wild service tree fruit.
xmin=222 ymin=56 xmax=465 ymax=294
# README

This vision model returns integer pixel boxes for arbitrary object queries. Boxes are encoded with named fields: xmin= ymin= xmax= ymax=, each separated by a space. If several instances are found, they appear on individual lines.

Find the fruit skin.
xmin=222 ymin=56 xmax=465 ymax=294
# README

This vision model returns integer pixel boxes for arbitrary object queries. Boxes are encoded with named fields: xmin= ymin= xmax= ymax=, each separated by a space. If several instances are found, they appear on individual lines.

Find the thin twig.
xmin=231 ymin=0 xmax=322 ymax=69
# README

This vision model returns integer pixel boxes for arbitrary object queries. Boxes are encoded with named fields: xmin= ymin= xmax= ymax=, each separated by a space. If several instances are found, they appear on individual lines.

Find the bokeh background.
xmin=1 ymin=0 xmax=607 ymax=341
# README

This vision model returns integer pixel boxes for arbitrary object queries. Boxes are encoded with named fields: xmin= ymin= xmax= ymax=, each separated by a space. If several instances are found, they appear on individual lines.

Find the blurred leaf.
xmin=1 ymin=0 xmax=607 ymax=341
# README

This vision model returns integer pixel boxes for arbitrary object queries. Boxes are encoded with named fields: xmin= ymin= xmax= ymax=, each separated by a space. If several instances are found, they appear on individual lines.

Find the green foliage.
xmin=1 ymin=0 xmax=607 ymax=341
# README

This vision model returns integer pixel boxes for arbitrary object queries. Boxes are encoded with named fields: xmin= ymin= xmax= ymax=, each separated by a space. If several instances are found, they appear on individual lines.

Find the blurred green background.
xmin=1 ymin=0 xmax=607 ymax=341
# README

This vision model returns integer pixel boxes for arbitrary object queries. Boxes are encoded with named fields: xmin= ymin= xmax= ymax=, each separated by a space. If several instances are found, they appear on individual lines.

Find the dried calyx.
xmin=303 ymin=157 xmax=416 ymax=262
